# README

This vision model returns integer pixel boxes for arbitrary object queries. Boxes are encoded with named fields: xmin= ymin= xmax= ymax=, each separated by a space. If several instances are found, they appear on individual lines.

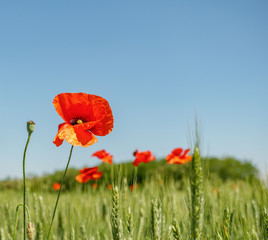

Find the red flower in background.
xmin=166 ymin=148 xmax=192 ymax=164
xmin=92 ymin=149 xmax=113 ymax=164
xmin=107 ymin=184 xmax=113 ymax=190
xmin=133 ymin=150 xmax=155 ymax=167
xmin=53 ymin=183 xmax=61 ymax=191
xmin=130 ymin=184 xmax=138 ymax=190
xmin=75 ymin=167 xmax=103 ymax=183
xmin=53 ymin=93 xmax=113 ymax=147
xmin=91 ymin=183 xmax=98 ymax=189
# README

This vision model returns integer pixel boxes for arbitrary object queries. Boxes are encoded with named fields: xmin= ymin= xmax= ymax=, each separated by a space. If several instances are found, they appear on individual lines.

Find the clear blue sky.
xmin=0 ymin=1 xmax=267 ymax=179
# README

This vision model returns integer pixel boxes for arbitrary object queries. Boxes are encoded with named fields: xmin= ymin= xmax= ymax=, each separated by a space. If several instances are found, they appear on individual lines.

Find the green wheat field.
xmin=0 ymin=154 xmax=267 ymax=240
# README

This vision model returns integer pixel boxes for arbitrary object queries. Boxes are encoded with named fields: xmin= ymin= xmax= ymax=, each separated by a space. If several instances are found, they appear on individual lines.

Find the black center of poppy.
xmin=70 ymin=118 xmax=84 ymax=125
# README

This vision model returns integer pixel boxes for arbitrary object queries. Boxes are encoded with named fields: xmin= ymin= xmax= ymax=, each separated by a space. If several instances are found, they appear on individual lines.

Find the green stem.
xmin=47 ymin=145 xmax=74 ymax=240
xmin=13 ymin=203 xmax=31 ymax=240
xmin=134 ymin=167 xmax=138 ymax=185
xmin=23 ymin=133 xmax=31 ymax=240
xmin=111 ymin=162 xmax=115 ymax=186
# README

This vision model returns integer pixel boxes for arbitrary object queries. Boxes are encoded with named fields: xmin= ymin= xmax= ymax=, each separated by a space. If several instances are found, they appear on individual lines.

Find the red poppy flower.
xmin=166 ymin=148 xmax=192 ymax=164
xmin=91 ymin=183 xmax=98 ymax=189
xmin=75 ymin=167 xmax=103 ymax=183
xmin=53 ymin=183 xmax=61 ymax=191
xmin=130 ymin=184 xmax=138 ymax=190
xmin=92 ymin=149 xmax=113 ymax=164
xmin=107 ymin=184 xmax=113 ymax=190
xmin=133 ymin=150 xmax=155 ymax=167
xmin=53 ymin=93 xmax=113 ymax=147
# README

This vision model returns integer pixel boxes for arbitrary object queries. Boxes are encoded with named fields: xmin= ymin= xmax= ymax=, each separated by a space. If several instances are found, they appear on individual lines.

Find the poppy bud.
xmin=27 ymin=121 xmax=35 ymax=134
xmin=26 ymin=222 xmax=36 ymax=240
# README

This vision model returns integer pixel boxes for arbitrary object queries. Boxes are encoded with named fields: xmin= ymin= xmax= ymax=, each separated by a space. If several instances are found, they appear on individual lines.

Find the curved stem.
xmin=13 ymin=203 xmax=31 ymax=240
xmin=47 ymin=145 xmax=74 ymax=240
xmin=23 ymin=133 xmax=31 ymax=240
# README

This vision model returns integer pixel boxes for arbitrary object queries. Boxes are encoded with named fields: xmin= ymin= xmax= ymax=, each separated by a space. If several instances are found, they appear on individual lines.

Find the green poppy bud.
xmin=26 ymin=222 xmax=36 ymax=240
xmin=27 ymin=121 xmax=35 ymax=134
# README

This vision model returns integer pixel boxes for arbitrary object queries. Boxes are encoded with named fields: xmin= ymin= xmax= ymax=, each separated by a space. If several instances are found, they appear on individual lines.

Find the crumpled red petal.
xmin=53 ymin=123 xmax=98 ymax=147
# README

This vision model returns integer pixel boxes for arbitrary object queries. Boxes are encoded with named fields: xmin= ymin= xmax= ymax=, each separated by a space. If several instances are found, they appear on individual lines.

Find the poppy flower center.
xmin=70 ymin=118 xmax=84 ymax=125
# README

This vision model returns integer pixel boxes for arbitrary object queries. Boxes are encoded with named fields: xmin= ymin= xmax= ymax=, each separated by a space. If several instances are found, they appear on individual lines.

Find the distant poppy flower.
xmin=53 ymin=93 xmax=113 ymax=147
xmin=232 ymin=184 xmax=239 ymax=191
xmin=92 ymin=149 xmax=113 ymax=164
xmin=212 ymin=188 xmax=219 ymax=194
xmin=130 ymin=184 xmax=138 ymax=190
xmin=53 ymin=183 xmax=61 ymax=191
xmin=91 ymin=183 xmax=98 ymax=189
xmin=166 ymin=148 xmax=192 ymax=164
xmin=158 ymin=180 xmax=164 ymax=186
xmin=133 ymin=150 xmax=155 ymax=167
xmin=75 ymin=167 xmax=103 ymax=183
xmin=107 ymin=184 xmax=113 ymax=190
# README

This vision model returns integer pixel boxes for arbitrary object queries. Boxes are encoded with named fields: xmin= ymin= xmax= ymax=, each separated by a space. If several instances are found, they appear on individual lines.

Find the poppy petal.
xmin=133 ymin=150 xmax=155 ymax=166
xmin=166 ymin=154 xmax=172 ymax=161
xmin=89 ymin=98 xmax=113 ymax=136
xmin=76 ymin=173 xmax=91 ymax=183
xmin=181 ymin=149 xmax=191 ymax=158
xmin=91 ymin=172 xmax=103 ymax=180
xmin=54 ymin=123 xmax=98 ymax=147
xmin=53 ymin=123 xmax=68 ymax=147
xmin=53 ymin=93 xmax=86 ymax=123
xmin=90 ymin=115 xmax=113 ymax=136
xmin=53 ymin=93 xmax=95 ymax=123
xmin=75 ymin=174 xmax=83 ymax=183
xmin=172 ymin=148 xmax=183 ymax=155
xmin=73 ymin=120 xmax=101 ymax=131
xmin=74 ymin=127 xmax=96 ymax=147
xmin=92 ymin=150 xmax=113 ymax=164
xmin=79 ymin=167 xmax=98 ymax=174
xmin=76 ymin=167 xmax=102 ymax=183
xmin=92 ymin=149 xmax=107 ymax=158
xmin=133 ymin=159 xmax=141 ymax=167
xmin=102 ymin=156 xmax=113 ymax=164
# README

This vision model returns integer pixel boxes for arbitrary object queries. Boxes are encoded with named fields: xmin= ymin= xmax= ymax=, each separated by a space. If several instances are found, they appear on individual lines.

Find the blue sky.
xmin=0 ymin=1 xmax=267 ymax=179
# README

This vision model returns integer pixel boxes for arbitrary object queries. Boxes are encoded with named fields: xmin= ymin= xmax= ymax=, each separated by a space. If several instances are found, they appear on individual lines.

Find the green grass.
xmin=0 ymin=165 xmax=267 ymax=240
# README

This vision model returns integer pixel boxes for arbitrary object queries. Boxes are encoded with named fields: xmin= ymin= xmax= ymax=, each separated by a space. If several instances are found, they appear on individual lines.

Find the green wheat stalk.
xmin=151 ymin=199 xmax=161 ymax=240
xmin=111 ymin=186 xmax=123 ymax=240
xmin=190 ymin=146 xmax=204 ymax=240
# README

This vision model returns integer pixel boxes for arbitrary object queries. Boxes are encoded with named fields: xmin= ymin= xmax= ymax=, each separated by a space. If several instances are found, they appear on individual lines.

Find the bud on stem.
xmin=27 ymin=121 xmax=35 ymax=134
xmin=26 ymin=222 xmax=36 ymax=240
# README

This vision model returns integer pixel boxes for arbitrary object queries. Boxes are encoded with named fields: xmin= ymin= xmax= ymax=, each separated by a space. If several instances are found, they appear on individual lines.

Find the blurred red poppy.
xmin=130 ymin=184 xmax=138 ymax=190
xmin=53 ymin=93 xmax=113 ymax=147
xmin=91 ymin=183 xmax=98 ymax=189
xmin=133 ymin=150 xmax=155 ymax=167
xmin=75 ymin=167 xmax=103 ymax=183
xmin=53 ymin=183 xmax=61 ymax=191
xmin=107 ymin=184 xmax=113 ymax=190
xmin=92 ymin=149 xmax=113 ymax=164
xmin=233 ymin=184 xmax=239 ymax=191
xmin=213 ymin=188 xmax=219 ymax=194
xmin=166 ymin=148 xmax=192 ymax=164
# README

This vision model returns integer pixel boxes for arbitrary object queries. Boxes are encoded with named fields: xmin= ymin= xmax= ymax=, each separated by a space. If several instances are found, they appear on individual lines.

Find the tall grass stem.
xmin=47 ymin=145 xmax=74 ymax=240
